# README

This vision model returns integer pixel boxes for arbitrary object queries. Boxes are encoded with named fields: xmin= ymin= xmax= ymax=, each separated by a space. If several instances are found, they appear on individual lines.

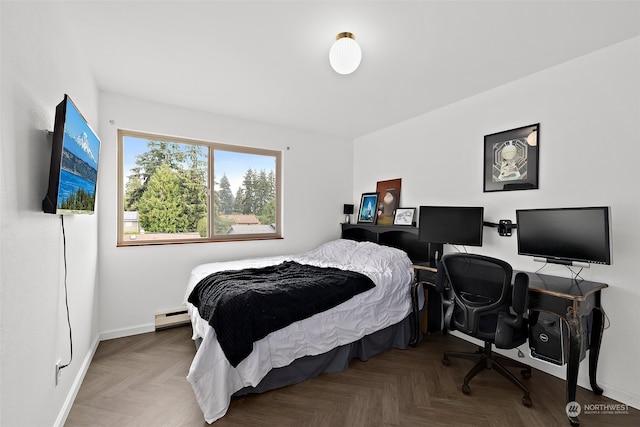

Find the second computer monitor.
xmin=418 ymin=206 xmax=484 ymax=246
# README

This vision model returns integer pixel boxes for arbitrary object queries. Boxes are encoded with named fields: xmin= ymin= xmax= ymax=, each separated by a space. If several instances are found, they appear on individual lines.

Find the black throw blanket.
xmin=188 ymin=261 xmax=376 ymax=367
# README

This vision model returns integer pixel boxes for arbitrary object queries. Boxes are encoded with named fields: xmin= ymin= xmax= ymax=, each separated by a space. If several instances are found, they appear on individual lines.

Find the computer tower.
xmin=528 ymin=311 xmax=588 ymax=365
xmin=529 ymin=311 xmax=568 ymax=365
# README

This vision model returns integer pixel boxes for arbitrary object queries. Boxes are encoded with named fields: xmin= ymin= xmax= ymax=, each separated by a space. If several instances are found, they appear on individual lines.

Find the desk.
xmin=524 ymin=272 xmax=607 ymax=427
xmin=410 ymin=263 xmax=438 ymax=346
xmin=410 ymin=265 xmax=608 ymax=427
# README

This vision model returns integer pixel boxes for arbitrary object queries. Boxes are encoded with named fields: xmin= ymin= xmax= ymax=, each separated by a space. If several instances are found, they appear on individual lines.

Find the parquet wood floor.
xmin=65 ymin=326 xmax=639 ymax=426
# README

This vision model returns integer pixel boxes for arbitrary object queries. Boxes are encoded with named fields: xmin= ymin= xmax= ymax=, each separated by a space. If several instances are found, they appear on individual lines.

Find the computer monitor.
xmin=418 ymin=206 xmax=484 ymax=247
xmin=516 ymin=206 xmax=611 ymax=266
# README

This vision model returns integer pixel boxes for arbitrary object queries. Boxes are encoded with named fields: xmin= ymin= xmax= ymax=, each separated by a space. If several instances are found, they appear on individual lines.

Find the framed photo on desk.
xmin=393 ymin=207 xmax=416 ymax=226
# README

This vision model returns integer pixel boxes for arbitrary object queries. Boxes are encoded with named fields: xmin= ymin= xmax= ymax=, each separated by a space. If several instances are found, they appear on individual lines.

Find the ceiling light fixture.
xmin=329 ymin=32 xmax=361 ymax=75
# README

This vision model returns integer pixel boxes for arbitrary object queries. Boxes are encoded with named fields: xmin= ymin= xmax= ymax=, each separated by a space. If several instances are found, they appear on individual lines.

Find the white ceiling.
xmin=61 ymin=0 xmax=640 ymax=139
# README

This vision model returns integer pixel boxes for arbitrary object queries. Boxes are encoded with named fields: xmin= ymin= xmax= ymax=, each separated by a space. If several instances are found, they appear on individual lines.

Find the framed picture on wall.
xmin=393 ymin=207 xmax=416 ymax=226
xmin=357 ymin=192 xmax=379 ymax=224
xmin=483 ymin=123 xmax=539 ymax=192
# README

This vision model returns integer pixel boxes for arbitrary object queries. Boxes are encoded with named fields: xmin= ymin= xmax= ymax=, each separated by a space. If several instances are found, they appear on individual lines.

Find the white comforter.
xmin=184 ymin=239 xmax=414 ymax=423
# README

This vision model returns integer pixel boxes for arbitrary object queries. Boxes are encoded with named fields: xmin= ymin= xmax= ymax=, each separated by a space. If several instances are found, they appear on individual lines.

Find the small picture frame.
xmin=393 ymin=207 xmax=416 ymax=226
xmin=357 ymin=192 xmax=379 ymax=224
xmin=483 ymin=123 xmax=539 ymax=192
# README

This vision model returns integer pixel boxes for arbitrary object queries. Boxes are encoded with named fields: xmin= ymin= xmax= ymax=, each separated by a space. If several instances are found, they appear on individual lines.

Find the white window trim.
xmin=117 ymin=129 xmax=282 ymax=246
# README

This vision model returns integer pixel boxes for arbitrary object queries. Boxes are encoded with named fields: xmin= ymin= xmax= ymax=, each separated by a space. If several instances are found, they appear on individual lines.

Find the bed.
xmin=185 ymin=226 xmax=437 ymax=423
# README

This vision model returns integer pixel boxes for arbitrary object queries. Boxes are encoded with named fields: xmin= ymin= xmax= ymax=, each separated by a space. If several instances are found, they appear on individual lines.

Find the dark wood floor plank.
xmin=65 ymin=326 xmax=639 ymax=426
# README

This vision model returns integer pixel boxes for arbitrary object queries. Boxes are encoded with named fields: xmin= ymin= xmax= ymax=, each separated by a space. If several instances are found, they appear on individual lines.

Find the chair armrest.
xmin=494 ymin=274 xmax=529 ymax=348
xmin=495 ymin=311 xmax=524 ymax=349
xmin=512 ymin=272 xmax=529 ymax=315
xmin=443 ymin=295 xmax=455 ymax=330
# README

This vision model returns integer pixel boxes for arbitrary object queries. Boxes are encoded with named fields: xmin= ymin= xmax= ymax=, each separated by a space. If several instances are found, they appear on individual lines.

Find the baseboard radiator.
xmin=155 ymin=308 xmax=190 ymax=330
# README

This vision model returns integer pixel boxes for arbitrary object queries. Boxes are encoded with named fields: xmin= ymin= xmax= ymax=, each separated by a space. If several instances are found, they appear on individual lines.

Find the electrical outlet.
xmin=55 ymin=360 xmax=62 ymax=386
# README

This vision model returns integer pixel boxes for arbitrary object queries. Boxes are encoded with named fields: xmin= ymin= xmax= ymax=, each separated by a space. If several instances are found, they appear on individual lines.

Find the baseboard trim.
xmin=596 ymin=381 xmax=640 ymax=411
xmin=52 ymin=322 xmax=181 ymax=426
xmin=53 ymin=334 xmax=100 ymax=427
xmin=100 ymin=323 xmax=155 ymax=341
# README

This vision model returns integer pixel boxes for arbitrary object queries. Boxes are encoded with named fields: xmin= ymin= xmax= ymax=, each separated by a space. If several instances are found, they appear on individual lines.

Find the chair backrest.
xmin=439 ymin=253 xmax=514 ymax=342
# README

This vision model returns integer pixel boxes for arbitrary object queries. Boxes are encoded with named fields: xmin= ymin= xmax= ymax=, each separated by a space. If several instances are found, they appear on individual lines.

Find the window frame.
xmin=117 ymin=129 xmax=282 ymax=246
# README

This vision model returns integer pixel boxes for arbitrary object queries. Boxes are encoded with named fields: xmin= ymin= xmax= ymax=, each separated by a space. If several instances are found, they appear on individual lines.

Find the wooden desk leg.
xmin=421 ymin=287 xmax=429 ymax=334
xmin=589 ymin=292 xmax=605 ymax=395
xmin=410 ymin=280 xmax=421 ymax=346
xmin=566 ymin=305 xmax=582 ymax=426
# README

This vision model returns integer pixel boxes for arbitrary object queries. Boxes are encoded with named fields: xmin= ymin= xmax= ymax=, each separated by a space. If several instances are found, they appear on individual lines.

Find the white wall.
xmin=2 ymin=1 xmax=637 ymax=425
xmin=0 ymin=2 xmax=101 ymax=426
xmin=97 ymin=93 xmax=353 ymax=338
xmin=354 ymin=37 xmax=640 ymax=409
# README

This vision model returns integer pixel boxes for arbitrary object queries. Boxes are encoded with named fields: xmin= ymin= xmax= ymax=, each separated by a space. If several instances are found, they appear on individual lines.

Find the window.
xmin=117 ymin=130 xmax=281 ymax=246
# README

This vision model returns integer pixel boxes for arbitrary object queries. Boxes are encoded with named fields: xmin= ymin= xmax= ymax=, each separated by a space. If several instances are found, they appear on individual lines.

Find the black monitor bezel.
xmin=418 ymin=205 xmax=484 ymax=247
xmin=515 ymin=206 xmax=611 ymax=265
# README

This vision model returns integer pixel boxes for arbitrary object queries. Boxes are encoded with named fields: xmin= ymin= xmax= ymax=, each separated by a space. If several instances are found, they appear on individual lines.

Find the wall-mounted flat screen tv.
xmin=516 ymin=206 xmax=611 ymax=266
xmin=43 ymin=94 xmax=100 ymax=215
xmin=418 ymin=206 xmax=484 ymax=246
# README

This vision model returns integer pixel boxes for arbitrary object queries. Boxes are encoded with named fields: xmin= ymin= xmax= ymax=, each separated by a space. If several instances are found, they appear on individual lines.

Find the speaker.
xmin=528 ymin=311 xmax=588 ymax=365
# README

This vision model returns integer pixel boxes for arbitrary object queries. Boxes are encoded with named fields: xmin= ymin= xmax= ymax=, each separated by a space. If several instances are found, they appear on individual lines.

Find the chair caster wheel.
xmin=522 ymin=395 xmax=532 ymax=407
xmin=521 ymin=369 xmax=531 ymax=379
xmin=442 ymin=357 xmax=450 ymax=366
xmin=462 ymin=383 xmax=471 ymax=395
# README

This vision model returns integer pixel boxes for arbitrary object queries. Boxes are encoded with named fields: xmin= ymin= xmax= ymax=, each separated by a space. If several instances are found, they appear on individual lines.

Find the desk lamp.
xmin=343 ymin=204 xmax=354 ymax=224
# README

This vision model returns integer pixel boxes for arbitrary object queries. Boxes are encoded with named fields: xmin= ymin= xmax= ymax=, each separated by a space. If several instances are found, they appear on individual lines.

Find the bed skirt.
xmin=230 ymin=311 xmax=416 ymax=397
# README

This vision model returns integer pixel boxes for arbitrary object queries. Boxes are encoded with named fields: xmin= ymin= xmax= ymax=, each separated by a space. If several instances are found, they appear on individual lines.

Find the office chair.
xmin=435 ymin=253 xmax=532 ymax=407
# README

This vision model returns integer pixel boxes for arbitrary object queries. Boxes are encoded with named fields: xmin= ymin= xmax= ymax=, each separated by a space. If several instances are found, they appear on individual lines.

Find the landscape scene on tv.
xmin=57 ymin=99 xmax=100 ymax=213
